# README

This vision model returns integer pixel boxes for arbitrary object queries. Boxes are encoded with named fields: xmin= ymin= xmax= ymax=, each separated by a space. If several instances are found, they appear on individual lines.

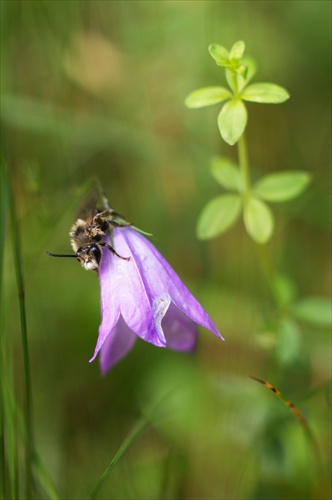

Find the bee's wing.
xmin=96 ymin=187 xmax=131 ymax=225
xmin=77 ymin=190 xmax=99 ymax=223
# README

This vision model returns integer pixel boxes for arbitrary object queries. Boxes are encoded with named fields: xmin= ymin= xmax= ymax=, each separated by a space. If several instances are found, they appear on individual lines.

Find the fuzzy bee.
xmin=46 ymin=192 xmax=131 ymax=271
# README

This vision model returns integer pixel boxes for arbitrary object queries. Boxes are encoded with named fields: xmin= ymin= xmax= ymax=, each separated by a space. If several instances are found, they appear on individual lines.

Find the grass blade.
xmin=250 ymin=375 xmax=321 ymax=462
xmin=0 ymin=160 xmax=10 ymax=499
xmin=34 ymin=453 xmax=60 ymax=500
xmin=88 ymin=417 xmax=151 ymax=500
xmin=7 ymin=164 xmax=35 ymax=497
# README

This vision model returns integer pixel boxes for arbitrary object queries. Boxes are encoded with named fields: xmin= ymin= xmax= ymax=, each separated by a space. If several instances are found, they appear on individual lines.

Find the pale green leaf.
xmin=242 ymin=57 xmax=257 ymax=83
xmin=243 ymin=196 xmax=274 ymax=243
xmin=225 ymin=69 xmax=235 ymax=92
xmin=253 ymin=171 xmax=311 ymax=202
xmin=210 ymin=156 xmax=241 ymax=191
xmin=197 ymin=194 xmax=242 ymax=239
xmin=218 ymin=99 xmax=247 ymax=145
xmin=185 ymin=86 xmax=232 ymax=108
xmin=242 ymin=83 xmax=290 ymax=103
xmin=291 ymin=297 xmax=332 ymax=327
xmin=208 ymin=43 xmax=229 ymax=66
xmin=229 ymin=41 xmax=245 ymax=61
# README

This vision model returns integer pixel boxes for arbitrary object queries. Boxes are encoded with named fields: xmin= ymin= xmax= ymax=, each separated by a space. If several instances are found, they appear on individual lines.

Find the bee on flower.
xmin=47 ymin=192 xmax=223 ymax=373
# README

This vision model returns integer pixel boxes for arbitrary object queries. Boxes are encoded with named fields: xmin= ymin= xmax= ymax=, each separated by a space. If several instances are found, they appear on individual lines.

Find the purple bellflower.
xmin=90 ymin=227 xmax=223 ymax=374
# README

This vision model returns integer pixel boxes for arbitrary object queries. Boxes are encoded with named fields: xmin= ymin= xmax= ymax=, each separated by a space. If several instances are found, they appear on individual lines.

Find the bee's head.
xmin=76 ymin=244 xmax=102 ymax=271
xmin=46 ymin=243 xmax=103 ymax=271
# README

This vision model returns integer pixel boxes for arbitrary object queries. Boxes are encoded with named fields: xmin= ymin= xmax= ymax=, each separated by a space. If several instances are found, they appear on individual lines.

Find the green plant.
xmin=185 ymin=40 xmax=331 ymax=374
xmin=186 ymin=41 xmax=311 ymax=244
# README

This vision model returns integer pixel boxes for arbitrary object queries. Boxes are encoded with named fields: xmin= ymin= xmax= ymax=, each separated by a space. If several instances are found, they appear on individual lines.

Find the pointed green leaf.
xmin=218 ymin=99 xmax=247 ymax=145
xmin=242 ymin=83 xmax=290 ymax=103
xmin=253 ymin=171 xmax=311 ymax=202
xmin=243 ymin=196 xmax=274 ymax=243
xmin=242 ymin=57 xmax=257 ymax=83
xmin=210 ymin=156 xmax=241 ymax=191
xmin=208 ymin=44 xmax=230 ymax=66
xmin=197 ymin=194 xmax=242 ymax=240
xmin=229 ymin=41 xmax=245 ymax=61
xmin=185 ymin=86 xmax=232 ymax=108
xmin=291 ymin=297 xmax=332 ymax=327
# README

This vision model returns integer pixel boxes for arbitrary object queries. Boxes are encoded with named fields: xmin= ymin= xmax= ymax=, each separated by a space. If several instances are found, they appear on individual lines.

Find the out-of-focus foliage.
xmin=186 ymin=41 xmax=290 ymax=145
xmin=1 ymin=1 xmax=331 ymax=499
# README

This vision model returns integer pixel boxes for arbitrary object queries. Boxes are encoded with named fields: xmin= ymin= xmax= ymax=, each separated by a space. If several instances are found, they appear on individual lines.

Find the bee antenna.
xmin=46 ymin=251 xmax=77 ymax=258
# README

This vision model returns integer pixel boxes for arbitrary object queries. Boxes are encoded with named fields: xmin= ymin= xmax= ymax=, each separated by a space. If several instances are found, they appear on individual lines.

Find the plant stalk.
xmin=237 ymin=134 xmax=251 ymax=195
xmin=237 ymin=134 xmax=280 ymax=302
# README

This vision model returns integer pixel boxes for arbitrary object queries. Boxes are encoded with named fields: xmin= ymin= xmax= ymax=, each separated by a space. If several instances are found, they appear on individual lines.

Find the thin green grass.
xmin=7 ymin=162 xmax=35 ymax=498
xmin=1 ymin=161 xmax=60 ymax=499
xmin=88 ymin=416 xmax=152 ymax=500
xmin=0 ymin=160 xmax=10 ymax=500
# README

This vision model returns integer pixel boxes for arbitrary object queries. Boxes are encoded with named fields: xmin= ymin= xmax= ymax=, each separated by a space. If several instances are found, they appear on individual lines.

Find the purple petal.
xmin=99 ymin=316 xmax=137 ymax=374
xmin=90 ymin=250 xmax=121 ymax=361
xmin=119 ymin=228 xmax=223 ymax=340
xmin=162 ymin=302 xmax=198 ymax=351
xmin=92 ymin=230 xmax=167 ymax=362
xmin=92 ymin=227 xmax=223 ymax=370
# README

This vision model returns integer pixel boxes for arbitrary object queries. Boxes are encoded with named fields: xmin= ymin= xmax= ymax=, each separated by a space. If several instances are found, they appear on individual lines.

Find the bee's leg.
xmin=102 ymin=243 xmax=130 ymax=261
xmin=109 ymin=218 xmax=132 ymax=228
xmin=94 ymin=210 xmax=131 ymax=228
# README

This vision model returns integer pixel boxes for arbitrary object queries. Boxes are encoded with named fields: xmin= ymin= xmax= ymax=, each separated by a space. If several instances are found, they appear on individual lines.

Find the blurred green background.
xmin=1 ymin=1 xmax=331 ymax=499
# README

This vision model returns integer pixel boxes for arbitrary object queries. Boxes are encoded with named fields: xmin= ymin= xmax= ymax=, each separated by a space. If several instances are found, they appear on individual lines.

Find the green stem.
xmin=9 ymin=176 xmax=35 ymax=498
xmin=237 ymin=134 xmax=251 ymax=195
xmin=237 ymin=134 xmax=280 ymax=303
xmin=255 ymin=243 xmax=279 ymax=304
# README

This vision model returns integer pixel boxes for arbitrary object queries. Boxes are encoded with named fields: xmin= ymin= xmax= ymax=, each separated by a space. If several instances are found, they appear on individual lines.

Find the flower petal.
xmin=97 ymin=231 xmax=167 ymax=351
xmin=89 ymin=245 xmax=121 ymax=362
xmin=163 ymin=302 xmax=198 ymax=351
xmin=99 ymin=316 xmax=137 ymax=374
xmin=117 ymin=228 xmax=223 ymax=340
xmin=92 ymin=227 xmax=223 ymax=370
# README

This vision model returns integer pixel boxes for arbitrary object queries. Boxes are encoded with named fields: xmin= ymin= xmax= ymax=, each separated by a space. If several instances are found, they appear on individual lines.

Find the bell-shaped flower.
xmin=90 ymin=227 xmax=223 ymax=374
